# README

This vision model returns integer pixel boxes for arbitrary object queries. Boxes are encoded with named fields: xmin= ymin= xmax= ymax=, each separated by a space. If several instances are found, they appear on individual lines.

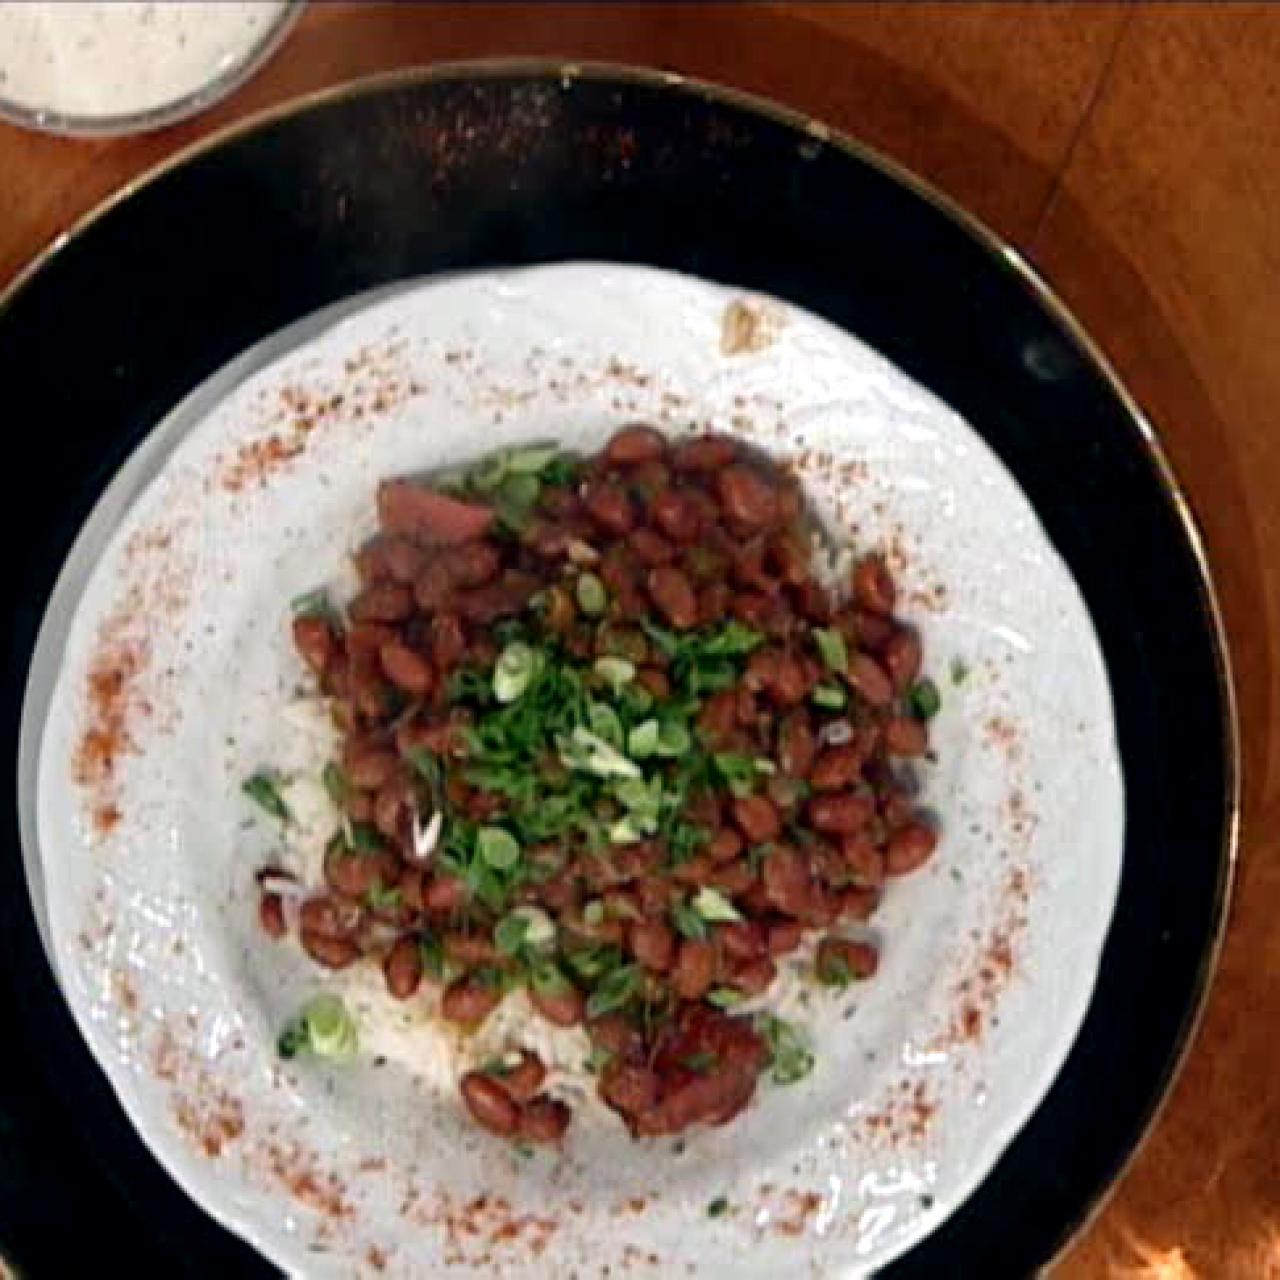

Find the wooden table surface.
xmin=2 ymin=4 xmax=1276 ymax=1276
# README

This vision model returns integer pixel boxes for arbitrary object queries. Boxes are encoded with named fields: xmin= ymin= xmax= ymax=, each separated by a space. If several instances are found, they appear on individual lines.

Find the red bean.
xmin=636 ymin=875 xmax=675 ymax=916
xmin=606 ymin=424 xmax=668 ymax=466
xmin=816 ymin=937 xmax=879 ymax=984
xmin=414 ymin=561 xmax=454 ymax=613
xmin=847 ymin=653 xmax=894 ymax=708
xmin=423 ymin=874 xmax=468 ymax=914
xmin=460 ymin=1071 xmax=519 ymax=1136
xmin=768 ymin=533 xmax=811 ymax=586
xmin=777 ymin=709 xmax=817 ymax=778
xmin=301 ymin=931 xmax=361 ymax=969
xmin=886 ymin=822 xmax=938 ymax=875
xmin=292 ymin=615 xmax=337 ymax=677
xmin=379 ymin=641 xmax=434 ymax=695
xmin=840 ymin=834 xmax=886 ymax=887
xmin=839 ymin=887 xmax=881 ymax=920
xmin=443 ymin=931 xmax=500 ymax=966
xmin=518 ymin=1096 xmax=573 ymax=1144
xmin=791 ymin=580 xmax=833 ymax=623
xmin=399 ymin=866 xmax=427 ymax=912
xmin=853 ymin=554 xmax=896 ymax=615
xmin=441 ymin=974 xmax=503 ymax=1027
xmin=707 ymin=860 xmax=754 ymax=896
xmin=430 ymin=614 xmax=467 ymax=671
xmin=731 ymin=590 xmax=774 ymax=629
xmin=810 ymin=745 xmax=864 ymax=792
xmin=500 ymin=1051 xmax=547 ymax=1104
xmin=624 ymin=918 xmax=673 ymax=972
xmin=583 ymin=482 xmax=637 ymax=535
xmin=325 ymin=844 xmax=396 ymax=899
xmin=732 ymin=795 xmax=781 ymax=843
xmin=636 ymin=667 xmax=671 ymax=700
xmin=445 ymin=540 xmax=501 ymax=588
xmin=589 ymin=1013 xmax=644 ymax=1058
xmin=697 ymin=690 xmax=739 ymax=745
xmin=766 ymin=918 xmax=805 ymax=956
xmin=647 ymin=565 xmax=699 ymax=630
xmin=707 ymin=828 xmax=743 ymax=865
xmin=530 ymin=983 xmax=586 ymax=1027
xmin=884 ymin=716 xmax=929 ymax=757
xmin=729 ymin=955 xmax=777 ymax=997
xmin=299 ymin=894 xmax=362 ymax=941
xmin=384 ymin=536 xmax=427 ymax=584
xmin=882 ymin=628 xmax=922 ymax=693
xmin=349 ymin=583 xmax=414 ymax=623
xmin=809 ymin=792 xmax=875 ymax=835
xmin=651 ymin=490 xmax=703 ymax=543
xmin=761 ymin=846 xmax=813 ymax=917
xmin=384 ymin=935 xmax=424 ymax=999
xmin=343 ymin=742 xmax=399 ymax=791
xmin=671 ymin=939 xmax=717 ymax=1000
xmin=718 ymin=920 xmax=766 ymax=962
xmin=374 ymin=777 xmax=412 ymax=841
xmin=259 ymin=892 xmax=286 ymax=939
xmin=718 ymin=465 xmax=779 ymax=529
xmin=631 ymin=529 xmax=676 ymax=566
xmin=673 ymin=435 xmax=738 ymax=471
xmin=600 ymin=1062 xmax=660 ymax=1115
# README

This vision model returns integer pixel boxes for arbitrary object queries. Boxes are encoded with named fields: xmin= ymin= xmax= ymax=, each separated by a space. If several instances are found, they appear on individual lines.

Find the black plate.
xmin=0 ymin=65 xmax=1236 ymax=1277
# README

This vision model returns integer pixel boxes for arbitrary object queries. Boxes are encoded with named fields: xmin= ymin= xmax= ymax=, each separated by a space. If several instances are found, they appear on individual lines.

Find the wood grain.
xmin=2 ymin=4 xmax=1275 ymax=1275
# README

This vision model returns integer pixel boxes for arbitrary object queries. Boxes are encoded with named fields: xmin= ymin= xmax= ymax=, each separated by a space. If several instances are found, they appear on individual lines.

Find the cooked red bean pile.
xmin=258 ymin=425 xmax=941 ymax=1144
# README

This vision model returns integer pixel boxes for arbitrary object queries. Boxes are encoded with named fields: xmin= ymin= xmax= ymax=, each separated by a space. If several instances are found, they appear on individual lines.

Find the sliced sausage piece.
xmin=378 ymin=480 xmax=494 ymax=544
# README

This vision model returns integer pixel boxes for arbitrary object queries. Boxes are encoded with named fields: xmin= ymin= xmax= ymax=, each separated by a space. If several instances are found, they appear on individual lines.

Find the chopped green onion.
xmin=321 ymin=761 xmax=349 ymax=808
xmin=584 ymin=1046 xmax=614 ymax=1075
xmin=706 ymin=987 xmax=745 ymax=1009
xmin=656 ymin=720 xmax=691 ymax=757
xmin=812 ymin=683 xmax=848 ymax=710
xmin=504 ymin=443 xmax=562 ymax=474
xmin=583 ymin=900 xmax=606 ymax=928
xmin=757 ymin=1014 xmax=814 ymax=1085
xmin=707 ymin=1197 xmax=730 ymax=1218
xmin=587 ymin=702 xmax=625 ymax=749
xmin=693 ymin=886 xmax=743 ymax=923
xmin=476 ymin=826 xmax=521 ymax=870
xmin=628 ymin=719 xmax=660 ymax=758
xmin=243 ymin=771 xmax=291 ymax=822
xmin=365 ymin=882 xmax=403 ymax=911
xmin=813 ymin=627 xmax=849 ymax=674
xmin=671 ymin=899 xmax=708 ymax=941
xmin=576 ymin=572 xmax=607 ymax=616
xmin=495 ymin=906 xmax=556 ymax=957
xmin=593 ymin=656 xmax=636 ymax=689
xmin=346 ymin=821 xmax=385 ymax=853
xmin=496 ymin=472 xmax=542 ymax=530
xmin=585 ymin=963 xmax=641 ymax=1019
xmin=558 ymin=727 xmax=642 ymax=780
xmin=290 ymin=588 xmax=336 ymax=621
xmin=278 ymin=994 xmax=358 ymax=1063
xmin=493 ymin=641 xmax=537 ymax=703
xmin=609 ymin=816 xmax=647 ymax=844
xmin=909 ymin=677 xmax=942 ymax=720
xmin=530 ymin=960 xmax=573 ymax=996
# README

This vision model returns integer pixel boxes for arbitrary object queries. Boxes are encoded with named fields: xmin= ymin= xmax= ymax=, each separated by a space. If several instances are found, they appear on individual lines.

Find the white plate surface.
xmin=29 ymin=263 xmax=1122 ymax=1277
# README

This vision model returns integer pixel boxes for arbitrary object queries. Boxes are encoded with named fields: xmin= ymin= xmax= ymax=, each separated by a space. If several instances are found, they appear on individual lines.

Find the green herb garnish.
xmin=757 ymin=1014 xmax=814 ymax=1085
xmin=585 ymin=963 xmax=642 ymax=1019
xmin=909 ymin=677 xmax=942 ymax=720
xmin=813 ymin=627 xmax=849 ymax=674
xmin=576 ymin=572 xmax=607 ymax=616
xmin=277 ymin=994 xmax=358 ymax=1062
xmin=812 ymin=683 xmax=848 ymax=710
xmin=707 ymin=1197 xmax=730 ymax=1218
xmin=243 ymin=771 xmax=291 ymax=822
